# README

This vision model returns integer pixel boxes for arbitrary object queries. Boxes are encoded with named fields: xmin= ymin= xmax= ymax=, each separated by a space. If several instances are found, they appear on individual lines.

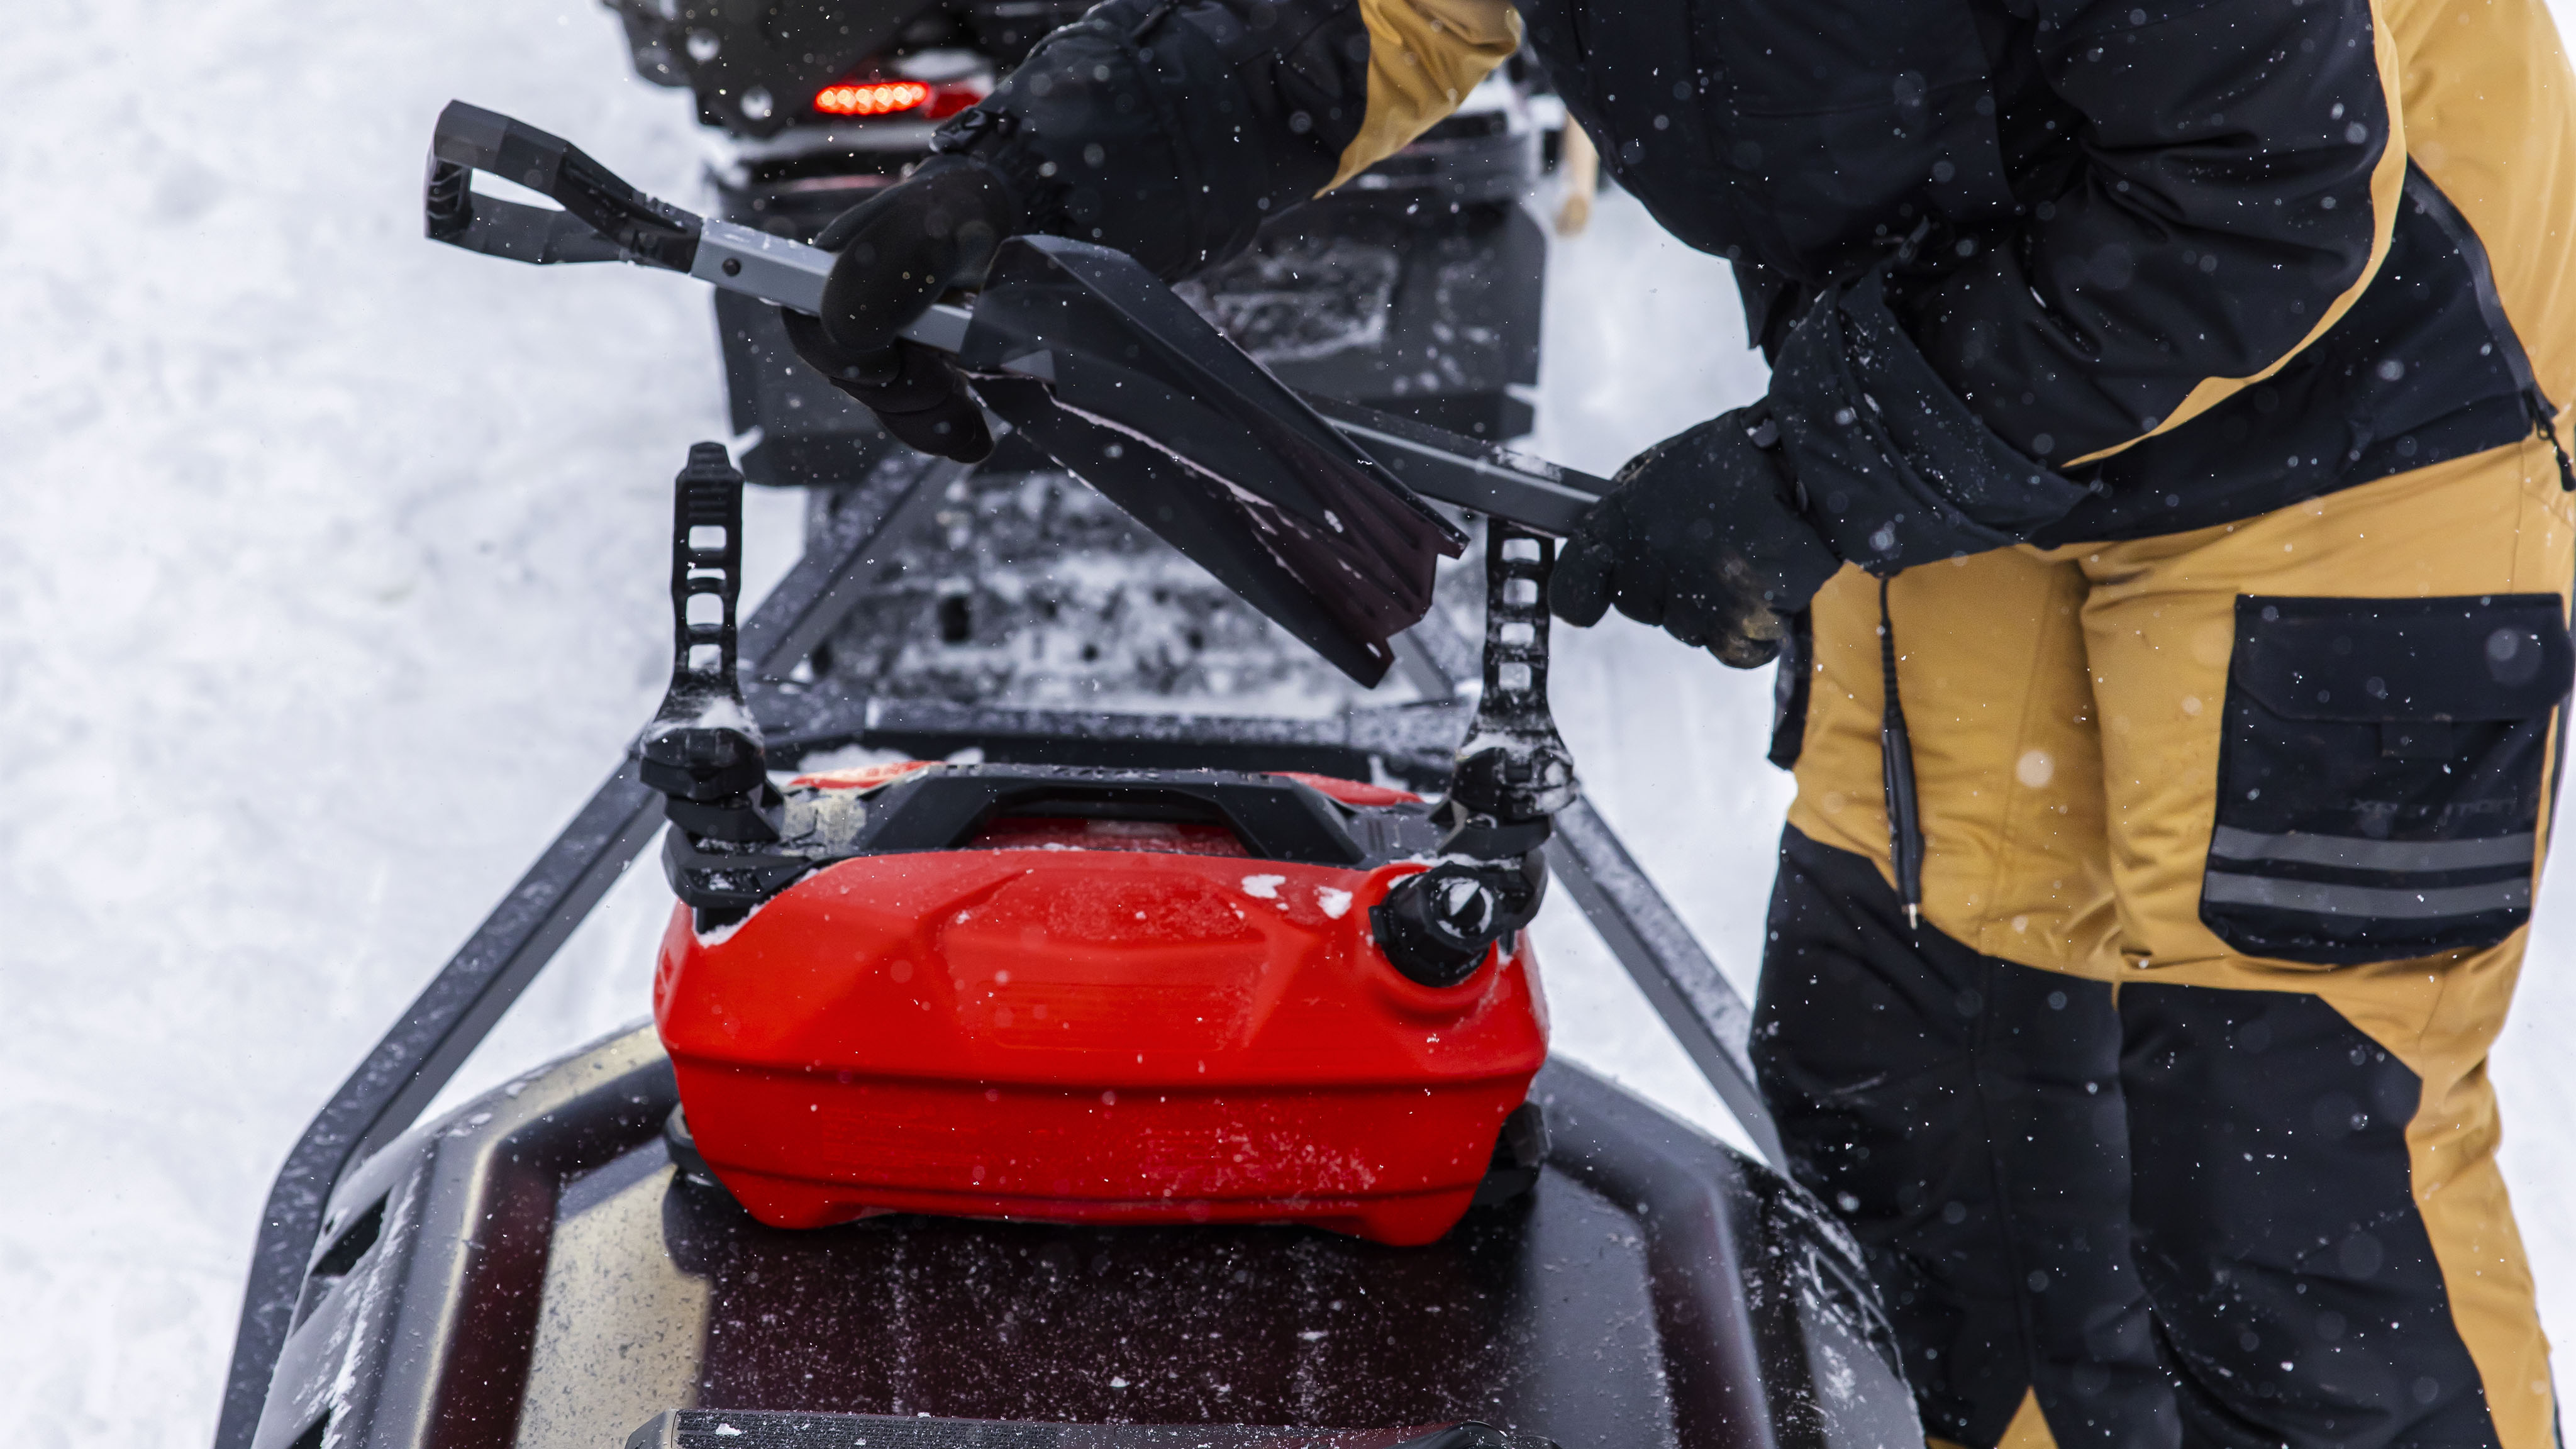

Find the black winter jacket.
xmin=924 ymin=0 xmax=2565 ymax=562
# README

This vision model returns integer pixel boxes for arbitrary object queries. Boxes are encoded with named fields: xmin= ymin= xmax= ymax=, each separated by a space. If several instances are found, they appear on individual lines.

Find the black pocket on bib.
xmin=2202 ymin=594 xmax=2574 ymax=965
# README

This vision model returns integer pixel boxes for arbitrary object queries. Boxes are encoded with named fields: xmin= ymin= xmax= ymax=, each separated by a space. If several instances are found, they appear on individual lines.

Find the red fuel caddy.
xmin=653 ymin=765 xmax=1552 ymax=1246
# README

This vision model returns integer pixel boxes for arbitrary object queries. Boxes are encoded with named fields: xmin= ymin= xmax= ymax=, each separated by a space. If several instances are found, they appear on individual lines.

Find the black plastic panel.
xmin=836 ymin=763 xmax=1375 ymax=865
xmin=674 ymin=1174 xmax=1668 ymax=1431
xmin=631 ymin=1408 xmax=1543 ymax=1448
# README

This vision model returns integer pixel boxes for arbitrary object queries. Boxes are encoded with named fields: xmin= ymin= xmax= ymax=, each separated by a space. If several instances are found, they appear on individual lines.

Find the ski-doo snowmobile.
xmin=206 ymin=109 xmax=1925 ymax=1449
xmin=603 ymin=0 xmax=1552 ymax=490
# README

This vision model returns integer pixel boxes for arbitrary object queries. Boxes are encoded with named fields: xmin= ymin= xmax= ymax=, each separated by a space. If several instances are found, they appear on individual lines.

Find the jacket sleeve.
xmin=1913 ymin=0 xmax=2406 ymax=467
xmin=1765 ymin=0 xmax=2407 ymax=570
xmin=928 ymin=0 xmax=1519 ymax=279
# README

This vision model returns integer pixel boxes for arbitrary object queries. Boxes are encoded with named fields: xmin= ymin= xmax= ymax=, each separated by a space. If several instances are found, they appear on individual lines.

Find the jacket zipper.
xmin=2529 ymin=392 xmax=2576 ymax=492
xmin=1877 ymin=577 xmax=1925 ymax=928
xmin=2403 ymin=167 xmax=2572 ymax=489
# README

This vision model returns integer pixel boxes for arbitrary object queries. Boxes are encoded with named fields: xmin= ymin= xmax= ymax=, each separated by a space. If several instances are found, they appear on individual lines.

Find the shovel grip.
xmin=421 ymin=101 xmax=985 ymax=328
xmin=425 ymin=101 xmax=702 ymax=270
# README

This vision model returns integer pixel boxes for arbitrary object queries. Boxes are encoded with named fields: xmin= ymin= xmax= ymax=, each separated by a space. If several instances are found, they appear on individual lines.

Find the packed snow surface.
xmin=11 ymin=2 xmax=2576 ymax=1443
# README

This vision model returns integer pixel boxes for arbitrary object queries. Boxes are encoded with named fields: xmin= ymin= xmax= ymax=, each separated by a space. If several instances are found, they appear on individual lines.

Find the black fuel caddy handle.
xmin=421 ymin=101 xmax=1600 ymax=532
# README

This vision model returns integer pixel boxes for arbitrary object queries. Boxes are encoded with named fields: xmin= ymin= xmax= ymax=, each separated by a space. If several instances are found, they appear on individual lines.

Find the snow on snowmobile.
xmin=206 ymin=108 xmax=1925 ymax=1449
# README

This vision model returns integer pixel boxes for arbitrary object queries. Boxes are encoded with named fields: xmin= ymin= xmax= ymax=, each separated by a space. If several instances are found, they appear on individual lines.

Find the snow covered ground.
xmin=8 ymin=2 xmax=2576 ymax=1443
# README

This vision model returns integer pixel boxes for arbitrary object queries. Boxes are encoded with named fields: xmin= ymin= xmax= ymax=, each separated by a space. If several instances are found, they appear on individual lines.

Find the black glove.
xmin=781 ymin=160 xmax=1022 ymax=464
xmin=1547 ymin=408 xmax=1843 ymax=668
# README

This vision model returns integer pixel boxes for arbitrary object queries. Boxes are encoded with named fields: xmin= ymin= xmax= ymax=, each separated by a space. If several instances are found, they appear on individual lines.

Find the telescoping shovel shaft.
xmin=424 ymin=101 xmax=1609 ymax=540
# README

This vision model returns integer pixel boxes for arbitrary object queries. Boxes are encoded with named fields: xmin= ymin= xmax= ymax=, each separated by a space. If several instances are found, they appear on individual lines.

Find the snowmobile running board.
xmin=211 ymin=444 xmax=1789 ymax=1449
xmin=423 ymin=99 xmax=1611 ymax=677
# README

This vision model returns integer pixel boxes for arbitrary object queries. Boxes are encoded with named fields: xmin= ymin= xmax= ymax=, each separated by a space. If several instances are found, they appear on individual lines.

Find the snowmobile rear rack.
xmin=425 ymin=102 xmax=1611 ymax=686
xmin=213 ymin=447 xmax=1797 ymax=1449
xmin=642 ymin=449 xmax=1567 ymax=999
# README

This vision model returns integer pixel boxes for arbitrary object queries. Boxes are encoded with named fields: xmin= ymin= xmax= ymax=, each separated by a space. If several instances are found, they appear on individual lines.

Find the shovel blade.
xmin=958 ymin=236 xmax=1467 ymax=688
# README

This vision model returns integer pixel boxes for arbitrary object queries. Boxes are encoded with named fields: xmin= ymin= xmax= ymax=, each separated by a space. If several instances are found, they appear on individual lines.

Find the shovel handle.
xmin=1302 ymin=396 xmax=1607 ymax=536
xmin=421 ymin=103 xmax=1602 ymax=531
xmin=426 ymin=101 xmax=984 ymax=331
xmin=426 ymin=101 xmax=699 ymax=269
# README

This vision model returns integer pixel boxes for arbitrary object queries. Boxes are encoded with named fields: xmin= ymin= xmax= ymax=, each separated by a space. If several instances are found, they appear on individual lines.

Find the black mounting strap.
xmin=1371 ymin=522 xmax=1577 ymax=987
xmin=655 ymin=447 xmax=750 ymax=733
xmin=1450 ymin=522 xmax=1577 ymax=825
xmin=638 ymin=445 xmax=784 ymax=865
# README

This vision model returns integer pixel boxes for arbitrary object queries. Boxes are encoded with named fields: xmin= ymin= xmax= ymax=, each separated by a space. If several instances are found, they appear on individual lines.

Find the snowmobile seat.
xmin=248 ymin=1025 xmax=1914 ymax=1449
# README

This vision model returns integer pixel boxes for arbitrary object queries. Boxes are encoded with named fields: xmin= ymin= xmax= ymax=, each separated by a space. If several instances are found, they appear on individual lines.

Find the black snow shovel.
xmin=423 ymin=101 xmax=1610 ymax=686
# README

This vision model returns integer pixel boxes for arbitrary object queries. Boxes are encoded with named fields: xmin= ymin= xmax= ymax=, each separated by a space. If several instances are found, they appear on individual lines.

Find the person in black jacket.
xmin=784 ymin=3 xmax=2576 ymax=1446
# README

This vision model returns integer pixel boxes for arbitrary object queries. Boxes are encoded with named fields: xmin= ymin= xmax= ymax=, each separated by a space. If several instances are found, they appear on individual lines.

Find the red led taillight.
xmin=924 ymin=86 xmax=980 ymax=120
xmin=814 ymin=80 xmax=932 ymax=116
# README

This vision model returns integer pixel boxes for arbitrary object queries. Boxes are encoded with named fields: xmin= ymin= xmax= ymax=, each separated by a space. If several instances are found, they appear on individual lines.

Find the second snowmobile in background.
xmin=605 ymin=0 xmax=1555 ymax=489
xmin=599 ymin=0 xmax=1558 ymax=714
